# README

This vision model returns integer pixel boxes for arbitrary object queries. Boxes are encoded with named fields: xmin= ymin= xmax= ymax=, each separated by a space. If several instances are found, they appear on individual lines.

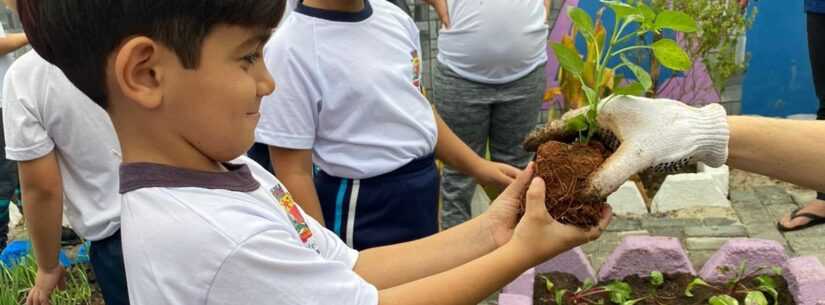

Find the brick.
xmin=684 ymin=225 xmax=747 ymax=238
xmin=641 ymin=218 xmax=702 ymax=228
xmin=686 ymin=237 xmax=731 ymax=251
xmin=729 ymin=190 xmax=759 ymax=203
xmin=703 ymin=217 xmax=738 ymax=226
xmin=502 ymin=268 xmax=534 ymax=297
xmin=765 ymin=204 xmax=799 ymax=220
xmin=652 ymin=173 xmax=730 ymax=213
xmin=645 ymin=227 xmax=685 ymax=239
xmin=597 ymin=236 xmax=695 ymax=281
xmin=688 ymin=250 xmax=716 ymax=271
xmin=535 ymin=248 xmax=596 ymax=283
xmin=497 ymin=293 xmax=530 ymax=305
xmin=787 ymin=236 xmax=825 ymax=252
xmin=753 ymin=185 xmax=795 ymax=206
xmin=607 ymin=181 xmax=649 ymax=216
xmin=699 ymin=239 xmax=788 ymax=283
xmin=606 ymin=217 xmax=642 ymax=232
xmin=733 ymin=203 xmax=774 ymax=225
xmin=784 ymin=256 xmax=825 ymax=305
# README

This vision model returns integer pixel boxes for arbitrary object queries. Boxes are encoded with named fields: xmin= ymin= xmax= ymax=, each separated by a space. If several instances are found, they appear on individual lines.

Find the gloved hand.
xmin=524 ymin=95 xmax=730 ymax=197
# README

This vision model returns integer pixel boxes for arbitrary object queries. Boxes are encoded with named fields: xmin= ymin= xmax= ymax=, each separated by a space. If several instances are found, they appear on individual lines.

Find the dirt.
xmin=534 ymin=141 xmax=610 ymax=228
xmin=533 ymin=272 xmax=796 ymax=305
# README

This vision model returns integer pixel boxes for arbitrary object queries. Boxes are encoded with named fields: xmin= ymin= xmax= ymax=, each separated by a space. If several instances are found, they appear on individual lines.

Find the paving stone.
xmin=703 ymin=217 xmax=738 ymax=226
xmin=502 ymin=268 xmax=534 ymax=297
xmin=794 ymin=251 xmax=825 ymax=267
xmin=699 ymin=239 xmax=788 ymax=283
xmin=783 ymin=256 xmax=825 ymax=305
xmin=745 ymin=224 xmax=788 ymax=245
xmin=688 ymin=250 xmax=716 ymax=271
xmin=535 ymin=248 xmax=595 ymax=282
xmin=686 ymin=237 xmax=732 ymax=251
xmin=652 ymin=173 xmax=731 ymax=213
xmin=606 ymin=217 xmax=642 ymax=232
xmin=617 ymin=230 xmax=650 ymax=238
xmin=607 ymin=181 xmax=649 ymax=216
xmin=787 ymin=236 xmax=825 ymax=252
xmin=753 ymin=185 xmax=795 ymax=206
xmin=729 ymin=190 xmax=759 ymax=203
xmin=684 ymin=225 xmax=748 ymax=238
xmin=497 ymin=293 xmax=529 ymax=305
xmin=645 ymin=227 xmax=685 ymax=239
xmin=783 ymin=223 xmax=825 ymax=239
xmin=765 ymin=204 xmax=799 ymax=220
xmin=641 ymin=218 xmax=702 ymax=228
xmin=597 ymin=236 xmax=695 ymax=281
xmin=732 ymin=203 xmax=774 ymax=225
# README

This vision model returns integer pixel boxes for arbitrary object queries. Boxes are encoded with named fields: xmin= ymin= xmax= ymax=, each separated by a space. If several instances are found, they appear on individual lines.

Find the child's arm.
xmin=360 ymin=169 xmax=610 ymax=305
xmin=0 ymin=33 xmax=28 ymax=55
xmin=432 ymin=108 xmax=521 ymax=190
xmin=18 ymin=152 xmax=67 ymax=305
xmin=268 ymin=146 xmax=325 ymax=226
xmin=422 ymin=0 xmax=450 ymax=28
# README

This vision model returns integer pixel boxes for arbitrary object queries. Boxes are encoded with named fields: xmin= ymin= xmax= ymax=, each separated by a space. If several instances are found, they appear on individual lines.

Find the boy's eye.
xmin=241 ymin=52 xmax=262 ymax=64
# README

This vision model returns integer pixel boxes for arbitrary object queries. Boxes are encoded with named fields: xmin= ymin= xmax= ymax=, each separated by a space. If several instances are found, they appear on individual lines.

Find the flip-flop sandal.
xmin=776 ymin=207 xmax=825 ymax=232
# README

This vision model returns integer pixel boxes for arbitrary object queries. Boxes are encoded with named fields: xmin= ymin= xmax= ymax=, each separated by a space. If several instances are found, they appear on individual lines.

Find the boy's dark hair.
xmin=18 ymin=0 xmax=285 ymax=108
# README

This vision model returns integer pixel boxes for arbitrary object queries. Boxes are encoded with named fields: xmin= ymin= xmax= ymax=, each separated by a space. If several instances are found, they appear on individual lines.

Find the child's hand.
xmin=474 ymin=160 xmax=521 ymax=191
xmin=482 ymin=162 xmax=536 ymax=247
xmin=509 ymin=176 xmax=612 ymax=265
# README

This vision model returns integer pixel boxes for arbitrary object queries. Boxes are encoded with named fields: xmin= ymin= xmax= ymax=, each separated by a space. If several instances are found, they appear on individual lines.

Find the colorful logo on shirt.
xmin=411 ymin=50 xmax=422 ymax=90
xmin=271 ymin=184 xmax=314 ymax=243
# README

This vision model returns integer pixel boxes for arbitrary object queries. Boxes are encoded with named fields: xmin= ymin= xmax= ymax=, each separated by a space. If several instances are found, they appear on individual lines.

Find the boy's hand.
xmin=482 ymin=162 xmax=535 ymax=247
xmin=474 ymin=160 xmax=521 ymax=191
xmin=509 ymin=177 xmax=612 ymax=264
xmin=26 ymin=265 xmax=66 ymax=305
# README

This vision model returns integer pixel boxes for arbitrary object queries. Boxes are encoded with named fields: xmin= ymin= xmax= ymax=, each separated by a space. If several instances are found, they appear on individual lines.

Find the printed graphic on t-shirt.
xmin=271 ymin=184 xmax=315 ymax=244
xmin=411 ymin=50 xmax=421 ymax=90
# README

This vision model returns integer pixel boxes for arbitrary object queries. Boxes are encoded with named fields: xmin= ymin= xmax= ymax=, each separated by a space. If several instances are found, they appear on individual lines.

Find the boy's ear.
xmin=112 ymin=37 xmax=166 ymax=110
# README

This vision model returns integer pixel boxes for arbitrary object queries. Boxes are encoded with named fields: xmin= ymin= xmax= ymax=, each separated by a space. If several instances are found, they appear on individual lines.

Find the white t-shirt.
xmin=0 ymin=22 xmax=17 ymax=97
xmin=1 ymin=51 xmax=121 ymax=241
xmin=120 ymin=156 xmax=378 ymax=305
xmin=255 ymin=0 xmax=438 ymax=179
xmin=437 ymin=0 xmax=549 ymax=84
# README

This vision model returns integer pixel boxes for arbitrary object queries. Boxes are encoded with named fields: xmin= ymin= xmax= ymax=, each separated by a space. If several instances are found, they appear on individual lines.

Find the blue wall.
xmin=742 ymin=0 xmax=819 ymax=116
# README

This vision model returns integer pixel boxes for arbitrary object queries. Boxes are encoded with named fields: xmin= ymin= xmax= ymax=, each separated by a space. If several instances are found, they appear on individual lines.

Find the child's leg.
xmin=809 ymin=12 xmax=825 ymax=200
xmin=89 ymin=230 xmax=130 ymax=305
xmin=489 ymin=65 xmax=546 ymax=171
xmin=315 ymin=155 xmax=440 ymax=250
xmin=432 ymin=62 xmax=492 ymax=230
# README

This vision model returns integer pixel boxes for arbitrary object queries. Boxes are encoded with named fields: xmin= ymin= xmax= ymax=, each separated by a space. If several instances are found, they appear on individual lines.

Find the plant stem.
xmin=611 ymin=45 xmax=652 ymax=57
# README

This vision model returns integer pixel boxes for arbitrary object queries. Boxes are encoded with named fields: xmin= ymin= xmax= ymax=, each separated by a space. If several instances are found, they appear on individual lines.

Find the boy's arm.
xmin=0 ymin=33 xmax=28 ymax=55
xmin=433 ymin=108 xmax=521 ymax=190
xmin=268 ymin=146 xmax=325 ymax=226
xmin=19 ymin=152 xmax=67 ymax=305
xmin=422 ymin=0 xmax=450 ymax=28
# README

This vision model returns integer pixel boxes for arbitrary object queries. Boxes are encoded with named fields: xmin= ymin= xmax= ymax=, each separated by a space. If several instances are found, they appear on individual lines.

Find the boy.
xmin=0 ymin=0 xmax=28 ymax=250
xmin=18 ymin=0 xmax=610 ymax=304
xmin=257 ymin=0 xmax=521 ymax=250
xmin=2 ymin=2 xmax=126 ymax=303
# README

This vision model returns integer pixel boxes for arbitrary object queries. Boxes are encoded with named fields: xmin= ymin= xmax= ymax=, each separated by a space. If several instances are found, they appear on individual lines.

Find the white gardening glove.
xmin=524 ymin=95 xmax=729 ymax=197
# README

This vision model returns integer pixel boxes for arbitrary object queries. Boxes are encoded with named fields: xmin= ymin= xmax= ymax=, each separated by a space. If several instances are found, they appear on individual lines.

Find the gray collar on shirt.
xmin=119 ymin=162 xmax=260 ymax=194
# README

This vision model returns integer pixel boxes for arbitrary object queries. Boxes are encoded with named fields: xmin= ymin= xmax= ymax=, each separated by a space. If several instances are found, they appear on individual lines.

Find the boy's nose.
xmin=258 ymin=71 xmax=276 ymax=97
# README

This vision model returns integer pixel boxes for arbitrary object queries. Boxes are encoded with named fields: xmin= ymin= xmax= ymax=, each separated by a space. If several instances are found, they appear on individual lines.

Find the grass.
xmin=0 ymin=255 xmax=94 ymax=305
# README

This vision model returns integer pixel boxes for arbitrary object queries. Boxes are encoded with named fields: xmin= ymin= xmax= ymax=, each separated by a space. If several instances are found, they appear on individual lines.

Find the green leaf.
xmin=744 ymin=291 xmax=768 ymax=305
xmin=541 ymin=276 xmax=555 ymax=292
xmin=613 ymin=82 xmax=645 ymax=96
xmin=654 ymin=10 xmax=698 ymax=33
xmin=652 ymin=38 xmax=692 ymax=71
xmin=582 ymin=278 xmax=595 ymax=290
xmin=754 ymin=275 xmax=775 ymax=289
xmin=581 ymin=84 xmax=598 ymax=108
xmin=636 ymin=3 xmax=656 ymax=29
xmin=568 ymin=6 xmax=594 ymax=35
xmin=757 ymin=286 xmax=778 ymax=302
xmin=772 ymin=266 xmax=783 ymax=276
xmin=555 ymin=289 xmax=568 ymax=305
xmin=620 ymin=55 xmax=652 ymax=93
xmin=622 ymin=297 xmax=647 ymax=305
xmin=603 ymin=281 xmax=632 ymax=304
xmin=565 ymin=114 xmax=588 ymax=133
xmin=601 ymin=0 xmax=638 ymax=20
xmin=551 ymin=43 xmax=584 ymax=76
xmin=650 ymin=271 xmax=664 ymax=287
xmin=685 ymin=278 xmax=711 ymax=297
xmin=709 ymin=295 xmax=739 ymax=305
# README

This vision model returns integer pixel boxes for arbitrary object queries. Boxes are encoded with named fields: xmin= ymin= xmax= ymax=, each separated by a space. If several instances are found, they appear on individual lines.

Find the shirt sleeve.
xmin=255 ymin=29 xmax=323 ymax=150
xmin=2 ymin=62 xmax=55 ymax=161
xmin=206 ymin=230 xmax=378 ymax=305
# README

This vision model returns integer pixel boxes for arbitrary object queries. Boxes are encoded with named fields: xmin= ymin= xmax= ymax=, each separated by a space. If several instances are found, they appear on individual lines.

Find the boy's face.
xmin=160 ymin=25 xmax=275 ymax=162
